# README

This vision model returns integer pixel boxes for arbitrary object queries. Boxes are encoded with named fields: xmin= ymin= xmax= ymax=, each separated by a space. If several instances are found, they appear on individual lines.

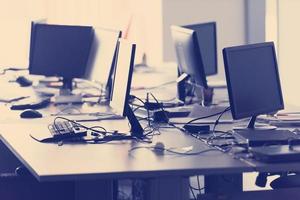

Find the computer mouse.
xmin=16 ymin=76 xmax=32 ymax=87
xmin=20 ymin=109 xmax=43 ymax=118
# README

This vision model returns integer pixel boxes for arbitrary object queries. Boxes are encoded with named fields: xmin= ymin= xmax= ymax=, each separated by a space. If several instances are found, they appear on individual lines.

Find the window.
xmin=266 ymin=0 xmax=300 ymax=106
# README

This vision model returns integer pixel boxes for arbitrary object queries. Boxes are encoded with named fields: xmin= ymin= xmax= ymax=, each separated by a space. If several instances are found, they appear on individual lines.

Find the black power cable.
xmin=184 ymin=106 xmax=231 ymax=126
xmin=0 ymin=67 xmax=28 ymax=75
xmin=212 ymin=107 xmax=231 ymax=134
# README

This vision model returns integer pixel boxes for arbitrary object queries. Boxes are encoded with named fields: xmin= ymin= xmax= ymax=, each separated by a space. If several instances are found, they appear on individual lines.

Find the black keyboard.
xmin=10 ymin=98 xmax=51 ymax=110
xmin=49 ymin=121 xmax=87 ymax=140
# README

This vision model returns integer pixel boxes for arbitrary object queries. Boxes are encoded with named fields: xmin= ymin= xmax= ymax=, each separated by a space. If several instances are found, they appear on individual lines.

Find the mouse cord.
xmin=128 ymin=145 xmax=219 ymax=156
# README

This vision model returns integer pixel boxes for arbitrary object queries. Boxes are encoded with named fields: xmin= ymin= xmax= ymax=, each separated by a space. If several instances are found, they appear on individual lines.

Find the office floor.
xmin=244 ymin=172 xmax=275 ymax=191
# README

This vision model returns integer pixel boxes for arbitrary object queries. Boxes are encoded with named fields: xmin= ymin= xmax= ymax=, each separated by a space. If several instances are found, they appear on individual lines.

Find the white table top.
xmin=0 ymin=67 xmax=250 ymax=182
xmin=0 ymin=117 xmax=251 ymax=182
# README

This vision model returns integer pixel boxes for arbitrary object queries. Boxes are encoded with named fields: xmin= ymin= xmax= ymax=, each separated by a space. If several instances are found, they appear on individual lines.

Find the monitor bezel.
xmin=29 ymin=20 xmax=47 ymax=69
xmin=123 ymin=43 xmax=136 ymax=117
xmin=184 ymin=22 xmax=218 ymax=76
xmin=110 ymin=39 xmax=136 ymax=117
xmin=223 ymin=42 xmax=284 ymax=120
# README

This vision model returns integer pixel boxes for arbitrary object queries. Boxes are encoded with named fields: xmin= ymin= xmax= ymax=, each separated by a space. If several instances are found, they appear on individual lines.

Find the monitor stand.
xmin=177 ymin=77 xmax=230 ymax=119
xmin=125 ymin=103 xmax=144 ymax=138
xmin=233 ymin=116 xmax=276 ymax=131
xmin=194 ymin=86 xmax=214 ymax=107
xmin=54 ymin=78 xmax=83 ymax=104
xmin=179 ymin=79 xmax=214 ymax=106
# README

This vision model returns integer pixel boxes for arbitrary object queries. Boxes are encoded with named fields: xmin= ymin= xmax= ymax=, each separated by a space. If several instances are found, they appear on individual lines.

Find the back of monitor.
xmin=85 ymin=27 xmax=121 ymax=85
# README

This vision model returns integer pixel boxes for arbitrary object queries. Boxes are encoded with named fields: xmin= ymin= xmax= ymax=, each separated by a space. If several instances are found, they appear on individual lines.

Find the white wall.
xmin=142 ymin=0 xmax=163 ymax=67
xmin=0 ymin=1 xmax=263 ymax=73
xmin=45 ymin=0 xmax=121 ymax=28
xmin=0 ymin=0 xmax=155 ymax=67
xmin=277 ymin=0 xmax=300 ymax=106
xmin=0 ymin=0 xmax=46 ymax=20
xmin=0 ymin=0 xmax=47 ymax=68
xmin=161 ymin=0 xmax=247 ymax=79
xmin=265 ymin=0 xmax=278 ymax=47
xmin=44 ymin=0 xmax=151 ymax=63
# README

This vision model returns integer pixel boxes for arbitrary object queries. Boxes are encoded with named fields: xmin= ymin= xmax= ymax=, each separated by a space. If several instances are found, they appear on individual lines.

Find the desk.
xmin=0 ymin=116 xmax=251 ymax=199
xmin=0 ymin=67 xmax=247 ymax=199
xmin=1 ymin=69 xmax=300 ymax=200
xmin=4 ymin=117 xmax=300 ymax=200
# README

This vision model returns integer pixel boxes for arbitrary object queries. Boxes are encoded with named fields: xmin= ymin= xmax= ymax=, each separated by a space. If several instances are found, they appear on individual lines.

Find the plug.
xmin=183 ymin=124 xmax=210 ymax=134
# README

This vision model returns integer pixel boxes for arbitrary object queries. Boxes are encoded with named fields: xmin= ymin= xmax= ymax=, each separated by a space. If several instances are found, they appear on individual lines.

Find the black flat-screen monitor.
xmin=223 ymin=42 xmax=284 ymax=122
xmin=171 ymin=25 xmax=208 ymax=89
xmin=29 ymin=24 xmax=94 ymax=89
xmin=185 ymin=22 xmax=218 ymax=76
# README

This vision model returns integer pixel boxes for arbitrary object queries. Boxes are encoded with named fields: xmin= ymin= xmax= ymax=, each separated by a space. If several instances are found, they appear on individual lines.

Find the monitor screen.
xmin=29 ymin=24 xmax=93 ymax=79
xmin=85 ymin=27 xmax=121 ymax=84
xmin=223 ymin=42 xmax=284 ymax=120
xmin=185 ymin=22 xmax=218 ymax=76
xmin=171 ymin=25 xmax=208 ymax=89
xmin=110 ymin=39 xmax=136 ymax=117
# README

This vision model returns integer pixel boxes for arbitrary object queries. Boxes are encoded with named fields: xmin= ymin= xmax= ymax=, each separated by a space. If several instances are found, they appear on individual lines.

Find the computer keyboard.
xmin=48 ymin=121 xmax=87 ymax=140
xmin=10 ymin=98 xmax=51 ymax=110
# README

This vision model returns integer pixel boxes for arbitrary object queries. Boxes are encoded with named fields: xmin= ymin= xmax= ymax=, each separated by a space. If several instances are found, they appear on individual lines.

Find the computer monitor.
xmin=29 ymin=24 xmax=94 ymax=91
xmin=110 ymin=39 xmax=143 ymax=137
xmin=171 ymin=25 xmax=208 ymax=89
xmin=223 ymin=42 xmax=284 ymax=130
xmin=84 ymin=27 xmax=121 ymax=100
xmin=85 ymin=27 xmax=121 ymax=85
xmin=185 ymin=22 xmax=218 ymax=76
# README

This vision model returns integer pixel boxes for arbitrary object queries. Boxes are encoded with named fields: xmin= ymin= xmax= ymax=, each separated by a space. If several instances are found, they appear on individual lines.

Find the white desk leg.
xmin=142 ymin=177 xmax=189 ymax=200
xmin=75 ymin=180 xmax=113 ymax=200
